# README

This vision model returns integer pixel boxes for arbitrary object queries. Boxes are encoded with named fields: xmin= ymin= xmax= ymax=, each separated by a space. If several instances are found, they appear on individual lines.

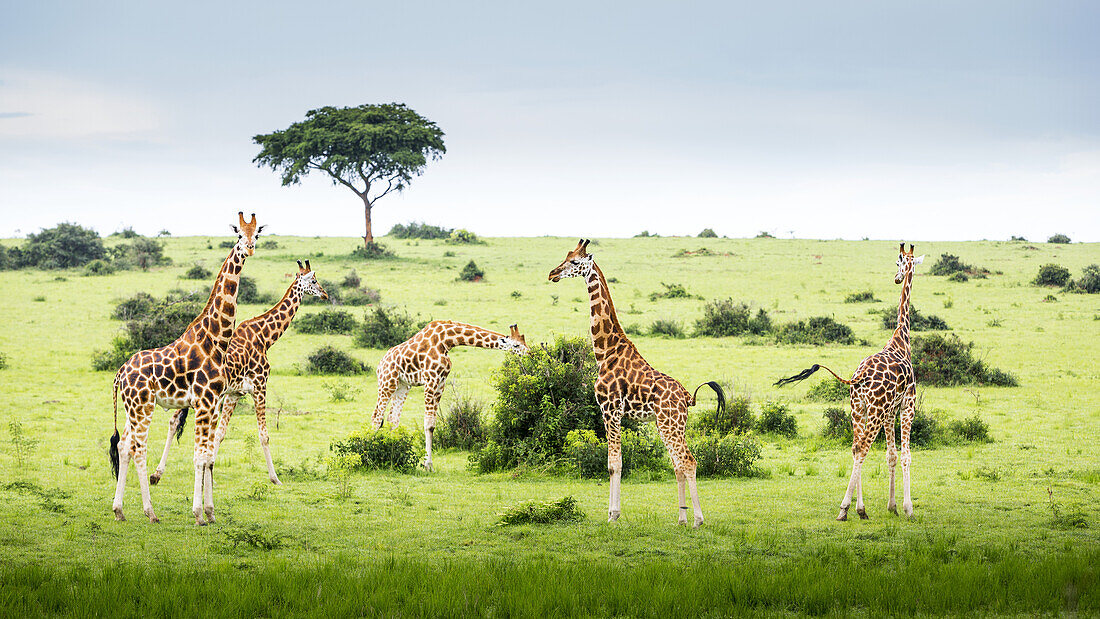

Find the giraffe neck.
xmin=249 ymin=281 xmax=303 ymax=351
xmin=889 ymin=264 xmax=914 ymax=354
xmin=182 ymin=247 xmax=246 ymax=353
xmin=437 ymin=323 xmax=506 ymax=354
xmin=585 ymin=263 xmax=628 ymax=365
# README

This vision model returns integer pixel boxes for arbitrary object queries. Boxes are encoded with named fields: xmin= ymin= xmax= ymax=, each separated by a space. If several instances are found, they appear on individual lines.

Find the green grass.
xmin=0 ymin=234 xmax=1098 ymax=614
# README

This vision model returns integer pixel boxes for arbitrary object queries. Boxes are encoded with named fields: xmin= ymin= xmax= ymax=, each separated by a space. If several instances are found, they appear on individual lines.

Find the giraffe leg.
xmin=675 ymin=469 xmax=688 ymax=526
xmin=885 ymin=402 xmax=899 ymax=516
xmin=839 ymin=398 xmax=869 ymax=521
xmin=388 ymin=383 xmax=410 ymax=427
xmin=422 ymin=379 xmax=444 ymax=471
xmin=900 ymin=392 xmax=916 ymax=518
xmin=112 ymin=427 xmax=132 ymax=521
xmin=191 ymin=403 xmax=217 ymax=525
xmin=151 ymin=408 xmax=184 ymax=485
xmin=131 ymin=406 xmax=159 ymax=523
xmin=212 ymin=396 xmax=239 ymax=464
xmin=372 ymin=373 xmax=398 ymax=429
xmin=252 ymin=384 xmax=281 ymax=485
xmin=657 ymin=414 xmax=701 ymax=526
xmin=605 ymin=416 xmax=623 ymax=522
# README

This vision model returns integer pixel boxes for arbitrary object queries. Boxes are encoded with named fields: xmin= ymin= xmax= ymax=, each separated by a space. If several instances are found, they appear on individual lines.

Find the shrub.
xmin=756 ymin=401 xmax=797 ymax=437
xmin=755 ymin=231 xmax=774 ymax=239
xmin=623 ymin=324 xmax=643 ymax=336
xmin=322 ymin=380 xmax=361 ymax=402
xmin=698 ymin=228 xmax=718 ymax=238
xmin=930 ymin=253 xmax=990 ymax=278
xmin=566 ymin=428 xmax=669 ymax=479
xmin=497 ymin=496 xmax=585 ymax=526
xmin=649 ymin=282 xmax=694 ymax=301
xmin=182 ymin=264 xmax=212 ymax=280
xmin=821 ymin=406 xmax=851 ymax=439
xmin=690 ymin=433 xmax=763 ymax=477
xmin=19 ymin=222 xmax=107 ymax=269
xmin=844 ymin=290 xmax=877 ymax=303
xmin=912 ymin=333 xmax=1018 ymax=387
xmin=388 ymin=222 xmax=453 ymax=240
xmin=1065 ymin=265 xmax=1100 ymax=294
xmin=258 ymin=239 xmax=279 ymax=250
xmin=350 ymin=242 xmax=396 ymax=260
xmin=471 ymin=337 xmax=604 ymax=472
xmin=237 ymin=276 xmax=278 ymax=305
xmin=110 ymin=237 xmax=169 ymax=271
xmin=1033 ymin=264 xmax=1071 ymax=287
xmin=447 ymin=229 xmax=483 ymax=244
xmin=355 ymin=306 xmax=425 ymax=348
xmin=776 ymin=316 xmax=854 ymax=345
xmin=343 ymin=287 xmax=382 ymax=306
xmin=634 ymin=230 xmax=656 ymax=238
xmin=294 ymin=309 xmax=358 ymax=335
xmin=303 ymin=346 xmax=369 ymax=375
xmin=948 ymin=415 xmax=992 ymax=443
xmin=694 ymin=299 xmax=771 ymax=337
xmin=83 ymin=259 xmax=115 ymax=276
xmin=880 ymin=305 xmax=949 ymax=331
xmin=341 ymin=270 xmax=361 ymax=289
xmin=92 ymin=293 xmax=204 ymax=371
xmin=302 ymin=279 xmax=341 ymax=306
xmin=458 ymin=260 xmax=484 ymax=282
xmin=218 ymin=240 xmax=236 ymax=249
xmin=1047 ymin=233 xmax=1071 ymax=244
xmin=806 ymin=380 xmax=848 ymax=402
xmin=330 ymin=425 xmax=423 ymax=473
xmin=435 ymin=394 xmax=488 ymax=451
xmin=1010 ymin=235 xmax=1027 ymax=241
xmin=649 ymin=319 xmax=685 ymax=338
xmin=111 ymin=292 xmax=158 ymax=320
xmin=693 ymin=395 xmax=754 ymax=437
xmin=111 ymin=227 xmax=140 ymax=239
xmin=947 ymin=272 xmax=969 ymax=282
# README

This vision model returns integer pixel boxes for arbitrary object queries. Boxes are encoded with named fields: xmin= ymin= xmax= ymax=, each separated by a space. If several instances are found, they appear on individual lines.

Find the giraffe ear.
xmin=914 ymin=255 xmax=925 ymax=264
xmin=231 ymin=225 xmax=239 ymax=234
xmin=257 ymin=225 xmax=266 ymax=234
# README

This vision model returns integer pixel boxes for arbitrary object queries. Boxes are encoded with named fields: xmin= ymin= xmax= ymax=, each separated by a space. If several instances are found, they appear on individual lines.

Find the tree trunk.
xmin=362 ymin=196 xmax=374 ymax=247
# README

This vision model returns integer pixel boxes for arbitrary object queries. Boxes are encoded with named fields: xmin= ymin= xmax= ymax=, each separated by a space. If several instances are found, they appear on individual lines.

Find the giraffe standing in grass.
xmin=110 ymin=212 xmax=263 ymax=525
xmin=372 ymin=321 xmax=529 ymax=470
xmin=549 ymin=239 xmax=725 ymax=528
xmin=151 ymin=260 xmax=329 ymax=486
xmin=775 ymin=243 xmax=924 ymax=520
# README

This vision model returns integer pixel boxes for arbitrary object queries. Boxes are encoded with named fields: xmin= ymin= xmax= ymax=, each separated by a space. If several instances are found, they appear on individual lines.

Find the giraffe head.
xmin=548 ymin=238 xmax=594 ymax=282
xmin=894 ymin=242 xmax=924 ymax=284
xmin=497 ymin=324 xmax=529 ymax=355
xmin=295 ymin=259 xmax=329 ymax=300
xmin=230 ymin=212 xmax=264 ymax=257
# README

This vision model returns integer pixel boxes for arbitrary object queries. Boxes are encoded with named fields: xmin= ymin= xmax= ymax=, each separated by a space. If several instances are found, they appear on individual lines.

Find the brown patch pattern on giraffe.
xmin=372 ymin=320 xmax=528 ymax=470
xmin=549 ymin=239 xmax=725 ymax=528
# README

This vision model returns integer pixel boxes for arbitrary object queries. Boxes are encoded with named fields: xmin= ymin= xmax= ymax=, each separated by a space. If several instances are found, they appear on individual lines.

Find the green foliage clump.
xmin=341 ymin=270 xmax=361 ymax=288
xmin=690 ymin=433 xmax=763 ymax=477
xmin=303 ymin=346 xmax=369 ymax=375
xmin=756 ymin=402 xmax=798 ymax=437
xmin=821 ymin=406 xmax=851 ymax=440
xmin=109 ymin=237 xmax=170 ymax=271
xmin=844 ymin=290 xmax=877 ymax=303
xmin=294 ymin=309 xmax=359 ymax=335
xmin=497 ymin=496 xmax=585 ymax=526
xmin=458 ymin=260 xmax=484 ymax=282
xmin=447 ymin=229 xmax=483 ymax=244
xmin=948 ymin=415 xmax=992 ymax=443
xmin=350 ymin=242 xmax=396 ymax=260
xmin=930 ymin=253 xmax=989 ymax=278
xmin=435 ymin=394 xmax=488 ymax=451
xmin=1065 ymin=265 xmax=1100 ymax=294
xmin=471 ymin=337 xmax=604 ymax=473
xmin=565 ymin=428 xmax=669 ymax=479
xmin=388 ymin=221 xmax=453 ymax=239
xmin=649 ymin=319 xmax=685 ymax=338
xmin=237 ymin=276 xmax=278 ymax=305
xmin=1047 ymin=233 xmax=1071 ymax=244
xmin=14 ymin=223 xmax=107 ymax=269
xmin=1033 ymin=264 xmax=1071 ymax=287
xmin=111 ymin=292 xmax=157 ymax=320
xmin=83 ymin=259 xmax=115 ymax=276
xmin=223 ymin=524 xmax=285 ymax=551
xmin=693 ymin=395 xmax=755 ymax=437
xmin=912 ymin=334 xmax=1018 ymax=387
xmin=0 ymin=352 xmax=6 ymax=370
xmin=806 ymin=380 xmax=849 ymax=402
xmin=634 ymin=230 xmax=657 ymax=238
xmin=330 ymin=425 xmax=424 ymax=473
xmin=649 ymin=282 xmax=694 ymax=301
xmin=258 ymin=239 xmax=278 ymax=249
xmin=355 ymin=307 xmax=424 ymax=348
xmin=880 ymin=305 xmax=950 ymax=331
xmin=111 ymin=227 xmax=140 ymax=239
xmin=92 ymin=293 xmax=203 ymax=371
xmin=776 ymin=316 xmax=854 ymax=345
xmin=342 ymin=287 xmax=382 ymax=306
xmin=182 ymin=263 xmax=212 ymax=280
xmin=698 ymin=228 xmax=718 ymax=238
xmin=694 ymin=299 xmax=772 ymax=337
xmin=755 ymin=231 xmax=775 ymax=239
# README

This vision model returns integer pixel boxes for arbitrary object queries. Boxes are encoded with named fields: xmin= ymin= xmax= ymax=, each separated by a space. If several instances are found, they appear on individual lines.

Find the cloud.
xmin=0 ymin=69 xmax=159 ymax=139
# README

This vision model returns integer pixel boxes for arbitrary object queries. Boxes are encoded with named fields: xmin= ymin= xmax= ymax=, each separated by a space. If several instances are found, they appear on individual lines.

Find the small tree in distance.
xmin=253 ymin=104 xmax=446 ymax=249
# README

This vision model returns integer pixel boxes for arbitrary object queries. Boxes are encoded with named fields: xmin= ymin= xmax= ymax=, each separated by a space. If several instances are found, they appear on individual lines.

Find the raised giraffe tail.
xmin=691 ymin=381 xmax=726 ymax=414
xmin=109 ymin=370 xmax=121 ymax=479
xmin=774 ymin=363 xmax=860 ymax=387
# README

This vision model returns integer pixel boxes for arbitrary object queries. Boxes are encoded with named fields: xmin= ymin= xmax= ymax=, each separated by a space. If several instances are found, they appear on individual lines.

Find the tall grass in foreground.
xmin=3 ymin=549 xmax=1096 ymax=616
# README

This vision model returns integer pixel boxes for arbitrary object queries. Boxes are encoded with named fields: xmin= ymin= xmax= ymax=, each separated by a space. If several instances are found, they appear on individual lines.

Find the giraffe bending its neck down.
xmin=151 ymin=260 xmax=329 ymax=486
xmin=372 ymin=321 xmax=529 ymax=470
xmin=775 ymin=243 xmax=924 ymax=520
xmin=549 ymin=239 xmax=725 ymax=528
xmin=109 ymin=212 xmax=263 ymax=525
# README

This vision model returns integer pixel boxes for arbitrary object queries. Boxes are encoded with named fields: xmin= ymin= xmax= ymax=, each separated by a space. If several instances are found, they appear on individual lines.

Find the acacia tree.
xmin=253 ymin=103 xmax=445 ymax=248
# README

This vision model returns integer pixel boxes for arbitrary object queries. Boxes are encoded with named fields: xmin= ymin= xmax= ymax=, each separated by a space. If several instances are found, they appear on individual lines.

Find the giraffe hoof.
xmin=196 ymin=519 xmax=208 ymax=526
xmin=270 ymin=477 xmax=283 ymax=486
xmin=608 ymin=511 xmax=621 ymax=523
xmin=149 ymin=473 xmax=161 ymax=485
xmin=693 ymin=516 xmax=704 ymax=529
xmin=836 ymin=509 xmax=848 ymax=522
xmin=888 ymin=504 xmax=898 ymax=516
xmin=904 ymin=504 xmax=913 ymax=518
xmin=113 ymin=508 xmax=126 ymax=522
xmin=148 ymin=516 xmax=160 ymax=524
xmin=857 ymin=507 xmax=869 ymax=520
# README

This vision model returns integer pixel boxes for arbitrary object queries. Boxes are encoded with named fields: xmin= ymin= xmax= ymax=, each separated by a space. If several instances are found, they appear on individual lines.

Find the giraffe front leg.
xmin=152 ymin=408 xmax=185 ymax=485
xmin=604 ymin=414 xmax=623 ymax=522
xmin=900 ymin=393 xmax=916 ymax=518
xmin=131 ymin=408 xmax=159 ymax=523
xmin=191 ymin=403 xmax=217 ymax=525
xmin=885 ymin=404 xmax=899 ymax=516
xmin=253 ymin=385 xmax=281 ymax=485
xmin=422 ymin=380 xmax=444 ymax=471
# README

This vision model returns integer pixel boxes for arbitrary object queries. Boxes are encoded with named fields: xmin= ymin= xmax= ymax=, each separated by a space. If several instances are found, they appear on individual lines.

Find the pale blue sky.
xmin=1 ymin=1 xmax=1097 ymax=240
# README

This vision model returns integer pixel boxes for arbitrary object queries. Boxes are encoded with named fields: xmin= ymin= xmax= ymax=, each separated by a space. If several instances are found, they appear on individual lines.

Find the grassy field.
xmin=1 ymin=233 xmax=1098 ymax=615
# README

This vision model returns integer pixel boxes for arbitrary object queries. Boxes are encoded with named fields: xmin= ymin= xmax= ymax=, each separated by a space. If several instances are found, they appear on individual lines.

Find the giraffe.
xmin=109 ymin=212 xmax=263 ymax=525
xmin=549 ymin=239 xmax=725 ymax=528
xmin=372 ymin=321 xmax=529 ymax=470
xmin=150 ymin=260 xmax=329 ymax=486
xmin=775 ymin=243 xmax=924 ymax=520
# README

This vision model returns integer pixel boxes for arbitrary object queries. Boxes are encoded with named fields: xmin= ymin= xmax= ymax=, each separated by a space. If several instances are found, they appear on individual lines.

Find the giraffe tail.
xmin=109 ymin=373 xmax=121 ymax=479
xmin=774 ymin=364 xmax=853 ymax=387
xmin=691 ymin=381 xmax=726 ymax=414
xmin=175 ymin=408 xmax=190 ymax=442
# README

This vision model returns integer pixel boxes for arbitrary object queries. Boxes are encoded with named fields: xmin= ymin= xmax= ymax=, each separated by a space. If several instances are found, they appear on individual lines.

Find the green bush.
xmin=355 ymin=306 xmax=425 ymax=349
xmin=497 ymin=496 xmax=585 ymax=526
xmin=330 ymin=425 xmax=423 ymax=473
xmin=693 ymin=299 xmax=771 ymax=337
xmin=342 ymin=287 xmax=382 ymax=306
xmin=565 ymin=427 xmax=669 ymax=479
xmin=110 ymin=237 xmax=169 ymax=271
xmin=350 ymin=242 xmax=396 ymax=260
xmin=649 ymin=282 xmax=694 ymax=300
xmin=821 ymin=406 xmax=851 ymax=439
xmin=295 ymin=309 xmax=359 ymax=335
xmin=948 ymin=272 xmax=969 ymax=282
xmin=111 ymin=227 xmax=140 ymax=239
xmin=693 ymin=395 xmax=754 ymax=436
xmin=303 ymin=346 xmax=369 ymax=375
xmin=1065 ymin=264 xmax=1100 ymax=294
xmin=1047 ymin=233 xmax=1071 ymax=244
xmin=649 ymin=319 xmax=685 ymax=338
xmin=218 ymin=240 xmax=236 ymax=249
xmin=912 ymin=333 xmax=1018 ymax=387
xmin=388 ymin=222 xmax=453 ymax=240
xmin=756 ymin=401 xmax=798 ymax=437
xmin=458 ymin=260 xmax=484 ymax=282
xmin=806 ymin=380 xmax=848 ymax=402
xmin=92 ymin=293 xmax=204 ymax=371
xmin=83 ymin=259 xmax=115 ymax=276
xmin=237 ymin=276 xmax=278 ymax=305
xmin=844 ymin=290 xmax=877 ymax=303
xmin=18 ymin=223 xmax=107 ymax=269
xmin=1033 ymin=264 xmax=1071 ymax=287
xmin=930 ymin=253 xmax=989 ymax=278
xmin=948 ymin=415 xmax=992 ymax=443
xmin=447 ymin=229 xmax=483 ymax=244
xmin=690 ymin=433 xmax=763 ymax=477
xmin=110 ymin=292 xmax=158 ymax=320
xmin=776 ymin=316 xmax=854 ymax=345
xmin=341 ymin=270 xmax=361 ymax=288
xmin=435 ymin=394 xmax=488 ymax=451
xmin=182 ymin=263 xmax=212 ymax=280
xmin=698 ymin=228 xmax=718 ymax=238
xmin=880 ymin=305 xmax=950 ymax=331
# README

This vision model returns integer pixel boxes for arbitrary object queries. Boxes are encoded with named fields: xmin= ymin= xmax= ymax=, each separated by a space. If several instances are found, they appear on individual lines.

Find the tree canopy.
xmin=253 ymin=103 xmax=445 ymax=246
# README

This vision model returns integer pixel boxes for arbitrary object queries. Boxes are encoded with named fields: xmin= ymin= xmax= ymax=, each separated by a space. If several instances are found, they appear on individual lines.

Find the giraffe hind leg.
xmin=152 ymin=408 xmax=185 ymax=485
xmin=885 ymin=401 xmax=899 ymax=516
